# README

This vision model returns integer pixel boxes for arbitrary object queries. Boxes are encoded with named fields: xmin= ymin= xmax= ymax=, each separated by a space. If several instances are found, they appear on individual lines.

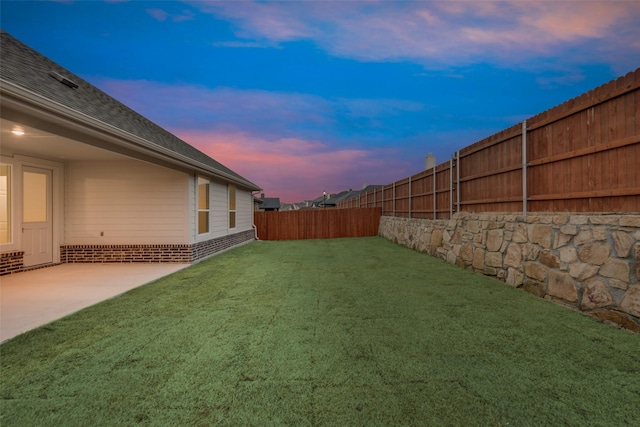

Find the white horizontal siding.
xmin=188 ymin=174 xmax=196 ymax=240
xmin=209 ymin=179 xmax=228 ymax=238
xmin=236 ymin=189 xmax=253 ymax=231
xmin=65 ymin=159 xmax=190 ymax=244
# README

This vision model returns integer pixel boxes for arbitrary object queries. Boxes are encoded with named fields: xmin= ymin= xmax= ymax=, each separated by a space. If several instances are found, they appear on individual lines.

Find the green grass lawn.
xmin=1 ymin=237 xmax=639 ymax=426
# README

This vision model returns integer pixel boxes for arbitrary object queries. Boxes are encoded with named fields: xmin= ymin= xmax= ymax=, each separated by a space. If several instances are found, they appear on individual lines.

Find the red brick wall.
xmin=1 ymin=230 xmax=256 ymax=275
xmin=0 ymin=251 xmax=24 ymax=275
xmin=61 ymin=244 xmax=192 ymax=263
xmin=192 ymin=230 xmax=255 ymax=261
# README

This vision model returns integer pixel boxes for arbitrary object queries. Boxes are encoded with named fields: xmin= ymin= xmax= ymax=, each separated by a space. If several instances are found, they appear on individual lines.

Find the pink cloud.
xmin=192 ymin=1 xmax=316 ymax=41
xmin=174 ymin=130 xmax=409 ymax=203
xmin=147 ymin=7 xmax=194 ymax=23
xmin=92 ymin=78 xmax=425 ymax=139
xmin=88 ymin=77 xmax=425 ymax=201
xmin=516 ymin=1 xmax=626 ymax=41
xmin=147 ymin=8 xmax=169 ymax=22
xmin=92 ymin=79 xmax=336 ymax=134
xmin=190 ymin=1 xmax=640 ymax=72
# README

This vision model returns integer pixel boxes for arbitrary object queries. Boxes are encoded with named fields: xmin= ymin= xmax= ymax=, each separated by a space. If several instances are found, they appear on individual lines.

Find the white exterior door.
xmin=22 ymin=167 xmax=53 ymax=267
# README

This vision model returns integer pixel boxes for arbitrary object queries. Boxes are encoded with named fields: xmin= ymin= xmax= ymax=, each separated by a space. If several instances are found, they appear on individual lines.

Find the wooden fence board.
xmin=255 ymin=208 xmax=382 ymax=240
xmin=337 ymin=68 xmax=639 ymax=216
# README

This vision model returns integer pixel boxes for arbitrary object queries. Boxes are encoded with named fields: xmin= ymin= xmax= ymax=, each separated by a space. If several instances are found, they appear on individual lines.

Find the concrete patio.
xmin=0 ymin=263 xmax=189 ymax=342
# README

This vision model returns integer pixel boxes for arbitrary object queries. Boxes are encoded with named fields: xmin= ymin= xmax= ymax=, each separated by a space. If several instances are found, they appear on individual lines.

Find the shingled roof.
xmin=0 ymin=30 xmax=260 ymax=190
xmin=260 ymin=197 xmax=281 ymax=210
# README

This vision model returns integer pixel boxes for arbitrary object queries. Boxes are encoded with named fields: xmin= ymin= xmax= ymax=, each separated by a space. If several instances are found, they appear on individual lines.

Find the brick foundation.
xmin=61 ymin=244 xmax=192 ymax=263
xmin=0 ymin=251 xmax=24 ymax=275
xmin=1 ymin=230 xmax=256 ymax=275
xmin=62 ymin=230 xmax=256 ymax=264
xmin=192 ymin=229 xmax=256 ymax=261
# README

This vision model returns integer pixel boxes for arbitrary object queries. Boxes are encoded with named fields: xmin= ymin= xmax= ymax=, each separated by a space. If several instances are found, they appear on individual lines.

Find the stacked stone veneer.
xmin=1 ymin=230 xmax=256 ymax=275
xmin=379 ymin=213 xmax=640 ymax=332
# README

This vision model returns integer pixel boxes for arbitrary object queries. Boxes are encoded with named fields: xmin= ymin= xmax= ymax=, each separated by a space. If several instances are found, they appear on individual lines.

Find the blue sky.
xmin=2 ymin=1 xmax=639 ymax=202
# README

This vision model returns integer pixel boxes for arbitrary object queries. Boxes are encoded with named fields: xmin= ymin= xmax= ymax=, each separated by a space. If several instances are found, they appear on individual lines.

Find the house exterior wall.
xmin=237 ymin=189 xmax=253 ymax=231
xmin=210 ymin=179 xmax=229 ymax=238
xmin=195 ymin=179 xmax=253 ymax=239
xmin=64 ymin=159 xmax=190 ymax=245
xmin=187 ymin=180 xmax=255 ymax=262
xmin=1 ymin=31 xmax=261 ymax=273
xmin=56 ymin=168 xmax=257 ymax=267
xmin=1 ymin=154 xmax=64 ymax=272
xmin=201 ymin=178 xmax=254 ymax=239
xmin=0 ymin=155 xmax=258 ymax=273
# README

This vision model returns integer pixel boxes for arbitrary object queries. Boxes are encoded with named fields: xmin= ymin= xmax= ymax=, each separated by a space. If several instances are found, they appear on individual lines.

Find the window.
xmin=23 ymin=171 xmax=48 ymax=223
xmin=228 ymin=184 xmax=236 ymax=229
xmin=0 ymin=164 xmax=11 ymax=244
xmin=197 ymin=177 xmax=210 ymax=234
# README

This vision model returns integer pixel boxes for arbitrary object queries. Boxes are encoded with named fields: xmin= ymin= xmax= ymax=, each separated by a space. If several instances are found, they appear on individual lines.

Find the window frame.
xmin=228 ymin=183 xmax=236 ymax=229
xmin=0 ymin=163 xmax=13 ymax=245
xmin=197 ymin=176 xmax=210 ymax=235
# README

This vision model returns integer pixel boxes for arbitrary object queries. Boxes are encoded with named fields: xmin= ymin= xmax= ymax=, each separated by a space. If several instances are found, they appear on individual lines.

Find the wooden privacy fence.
xmin=254 ymin=208 xmax=382 ymax=240
xmin=338 ymin=68 xmax=640 ymax=216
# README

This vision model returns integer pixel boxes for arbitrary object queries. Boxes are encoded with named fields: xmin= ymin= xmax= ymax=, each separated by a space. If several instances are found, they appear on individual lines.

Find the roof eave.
xmin=0 ymin=79 xmax=262 ymax=191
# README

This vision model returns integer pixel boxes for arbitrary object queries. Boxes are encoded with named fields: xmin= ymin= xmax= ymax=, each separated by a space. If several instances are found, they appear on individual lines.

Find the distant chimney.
xmin=425 ymin=153 xmax=436 ymax=170
xmin=362 ymin=183 xmax=368 ymax=190
xmin=261 ymin=193 xmax=265 ymax=199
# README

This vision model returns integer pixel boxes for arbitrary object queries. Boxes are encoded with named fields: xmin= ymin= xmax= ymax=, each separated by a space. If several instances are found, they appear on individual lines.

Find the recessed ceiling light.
xmin=12 ymin=127 xmax=25 ymax=136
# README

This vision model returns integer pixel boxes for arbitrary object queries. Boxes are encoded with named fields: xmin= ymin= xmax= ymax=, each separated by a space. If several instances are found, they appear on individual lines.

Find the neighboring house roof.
xmin=327 ymin=190 xmax=357 ymax=205
xmin=260 ymin=198 xmax=281 ymax=210
xmin=0 ymin=31 xmax=260 ymax=191
xmin=361 ymin=185 xmax=384 ymax=193
xmin=294 ymin=202 xmax=314 ymax=210
xmin=281 ymin=202 xmax=311 ymax=210
xmin=322 ymin=190 xmax=350 ymax=206
xmin=310 ymin=193 xmax=330 ymax=207
xmin=339 ymin=185 xmax=384 ymax=202
xmin=307 ymin=186 xmax=384 ymax=207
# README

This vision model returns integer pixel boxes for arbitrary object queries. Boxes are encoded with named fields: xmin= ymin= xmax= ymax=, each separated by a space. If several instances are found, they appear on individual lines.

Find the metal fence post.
xmin=456 ymin=151 xmax=460 ymax=213
xmin=408 ymin=176 xmax=412 ymax=219
xmin=433 ymin=164 xmax=437 ymax=219
xmin=393 ymin=182 xmax=396 ymax=216
xmin=449 ymin=158 xmax=453 ymax=218
xmin=522 ymin=120 xmax=528 ymax=216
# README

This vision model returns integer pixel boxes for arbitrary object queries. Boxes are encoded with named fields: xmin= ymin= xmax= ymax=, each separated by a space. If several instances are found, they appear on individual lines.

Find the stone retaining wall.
xmin=379 ymin=213 xmax=640 ymax=332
